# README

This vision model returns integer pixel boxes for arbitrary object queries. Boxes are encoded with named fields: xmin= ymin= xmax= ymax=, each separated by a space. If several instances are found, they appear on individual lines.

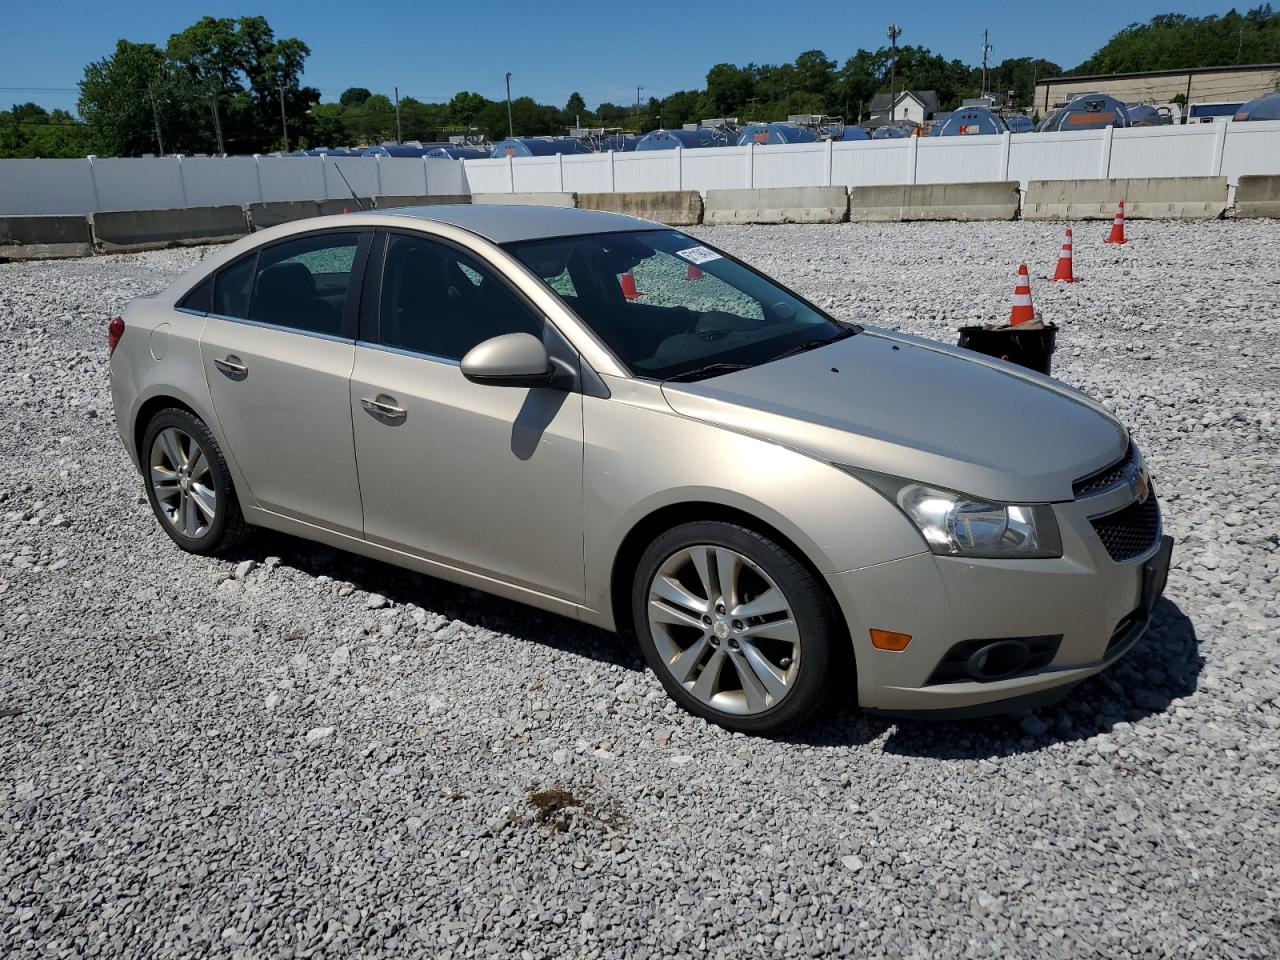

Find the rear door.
xmin=349 ymin=229 xmax=586 ymax=602
xmin=200 ymin=229 xmax=372 ymax=536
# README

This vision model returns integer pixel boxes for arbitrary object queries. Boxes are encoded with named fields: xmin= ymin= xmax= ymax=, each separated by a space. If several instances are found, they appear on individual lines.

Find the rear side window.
xmin=213 ymin=255 xmax=256 ymax=319
xmin=178 ymin=275 xmax=213 ymax=313
xmin=249 ymin=233 xmax=361 ymax=337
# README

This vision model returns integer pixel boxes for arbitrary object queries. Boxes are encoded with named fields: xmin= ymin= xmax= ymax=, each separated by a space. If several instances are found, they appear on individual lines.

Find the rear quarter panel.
xmin=109 ymin=298 xmax=221 ymax=474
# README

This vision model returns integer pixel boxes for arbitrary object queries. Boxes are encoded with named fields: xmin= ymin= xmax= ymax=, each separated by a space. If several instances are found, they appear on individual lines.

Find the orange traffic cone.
xmin=685 ymin=263 xmax=704 ymax=281
xmin=1009 ymin=263 xmax=1035 ymax=325
xmin=1104 ymin=200 xmax=1128 ymax=244
xmin=619 ymin=272 xmax=639 ymax=300
xmin=1048 ymin=228 xmax=1078 ymax=282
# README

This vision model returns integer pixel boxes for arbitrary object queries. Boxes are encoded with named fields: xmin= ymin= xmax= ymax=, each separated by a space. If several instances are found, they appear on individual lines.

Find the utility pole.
xmin=209 ymin=87 xmax=225 ymax=155
xmin=277 ymin=81 xmax=289 ymax=153
xmin=886 ymin=25 xmax=902 ymax=121
xmin=981 ymin=30 xmax=994 ymax=98
xmin=394 ymin=85 xmax=403 ymax=144
xmin=505 ymin=72 xmax=514 ymax=138
xmin=148 ymin=82 xmax=165 ymax=156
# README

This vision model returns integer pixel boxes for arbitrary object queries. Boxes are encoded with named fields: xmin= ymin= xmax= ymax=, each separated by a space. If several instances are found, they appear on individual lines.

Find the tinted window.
xmin=507 ymin=230 xmax=848 ymax=380
xmin=378 ymin=234 xmax=543 ymax=361
xmin=249 ymin=233 xmax=361 ymax=336
xmin=213 ymin=255 xmax=256 ymax=319
xmin=178 ymin=275 xmax=213 ymax=313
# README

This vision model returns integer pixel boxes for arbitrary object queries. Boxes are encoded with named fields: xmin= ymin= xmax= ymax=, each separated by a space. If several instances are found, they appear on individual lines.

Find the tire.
xmin=141 ymin=408 xmax=251 ymax=556
xmin=632 ymin=520 xmax=841 ymax=734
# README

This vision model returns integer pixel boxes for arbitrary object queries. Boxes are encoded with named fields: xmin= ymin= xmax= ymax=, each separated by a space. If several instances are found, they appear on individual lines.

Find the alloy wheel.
xmin=149 ymin=427 xmax=216 ymax=539
xmin=646 ymin=545 xmax=801 ymax=716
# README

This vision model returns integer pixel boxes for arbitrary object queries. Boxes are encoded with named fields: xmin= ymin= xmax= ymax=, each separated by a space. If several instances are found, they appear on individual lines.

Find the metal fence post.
xmin=86 ymin=155 xmax=101 ymax=212
xmin=1099 ymin=125 xmax=1115 ymax=179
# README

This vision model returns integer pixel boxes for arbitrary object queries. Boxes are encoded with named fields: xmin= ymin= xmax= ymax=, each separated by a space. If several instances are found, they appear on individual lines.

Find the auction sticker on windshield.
xmin=676 ymin=246 xmax=722 ymax=265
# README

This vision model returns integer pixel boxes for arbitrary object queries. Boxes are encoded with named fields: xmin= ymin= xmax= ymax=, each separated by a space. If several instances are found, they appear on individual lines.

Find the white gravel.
xmin=2 ymin=221 xmax=1278 ymax=958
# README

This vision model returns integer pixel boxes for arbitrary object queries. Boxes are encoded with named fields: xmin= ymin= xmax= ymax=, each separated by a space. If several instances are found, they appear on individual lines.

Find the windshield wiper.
xmin=769 ymin=326 xmax=856 ymax=362
xmin=664 ymin=363 xmax=752 ymax=383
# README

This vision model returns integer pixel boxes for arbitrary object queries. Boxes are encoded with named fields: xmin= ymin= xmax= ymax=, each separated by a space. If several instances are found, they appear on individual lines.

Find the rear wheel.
xmin=141 ymin=408 xmax=250 ymax=555
xmin=632 ymin=521 xmax=840 ymax=733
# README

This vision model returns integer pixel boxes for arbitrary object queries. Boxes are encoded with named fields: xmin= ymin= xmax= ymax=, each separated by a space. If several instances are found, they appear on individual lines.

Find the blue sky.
xmin=3 ymin=1 xmax=1240 ymax=114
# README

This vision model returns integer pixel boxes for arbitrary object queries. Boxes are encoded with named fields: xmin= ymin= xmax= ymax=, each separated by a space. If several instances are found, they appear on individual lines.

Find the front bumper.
xmin=828 ymin=484 xmax=1169 ymax=715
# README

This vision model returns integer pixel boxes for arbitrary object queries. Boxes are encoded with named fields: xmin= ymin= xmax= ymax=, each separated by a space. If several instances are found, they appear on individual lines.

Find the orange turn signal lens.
xmin=870 ymin=629 xmax=912 ymax=652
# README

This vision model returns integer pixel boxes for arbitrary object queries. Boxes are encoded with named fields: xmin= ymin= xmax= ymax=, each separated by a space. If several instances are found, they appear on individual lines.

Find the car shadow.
xmin=787 ymin=597 xmax=1202 ymax=758
xmin=225 ymin=530 xmax=646 ymax=673
xmin=221 ymin=533 xmax=1201 ymax=752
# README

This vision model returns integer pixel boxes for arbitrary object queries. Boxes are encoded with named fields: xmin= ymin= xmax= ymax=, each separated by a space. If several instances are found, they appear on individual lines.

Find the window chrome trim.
xmin=202 ymin=311 xmax=356 ymax=345
xmin=175 ymin=307 xmax=207 ymax=318
xmin=355 ymin=339 xmax=461 ymax=367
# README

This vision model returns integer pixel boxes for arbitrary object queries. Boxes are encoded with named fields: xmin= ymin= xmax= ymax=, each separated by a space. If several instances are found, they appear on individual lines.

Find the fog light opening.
xmin=966 ymin=640 xmax=1031 ymax=682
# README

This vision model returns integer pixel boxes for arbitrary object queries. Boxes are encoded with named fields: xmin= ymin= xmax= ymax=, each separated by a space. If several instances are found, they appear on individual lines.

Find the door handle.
xmin=360 ymin=395 xmax=407 ymax=424
xmin=214 ymin=356 xmax=248 ymax=380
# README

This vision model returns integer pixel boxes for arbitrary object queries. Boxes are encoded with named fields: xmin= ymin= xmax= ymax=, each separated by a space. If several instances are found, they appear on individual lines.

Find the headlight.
xmin=843 ymin=468 xmax=1062 ymax=559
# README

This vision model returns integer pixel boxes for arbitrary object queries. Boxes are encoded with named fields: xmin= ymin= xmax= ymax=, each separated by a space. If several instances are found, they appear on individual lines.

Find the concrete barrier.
xmin=92 ymin=206 xmax=249 ymax=253
xmin=245 ymin=199 xmax=355 ymax=231
xmin=373 ymin=195 xmax=471 ymax=210
xmin=1023 ymin=177 xmax=1228 ymax=220
xmin=1234 ymin=176 xmax=1280 ymax=218
xmin=703 ymin=187 xmax=848 ymax=225
xmin=850 ymin=181 xmax=1020 ymax=222
xmin=0 ymin=215 xmax=93 ymax=260
xmin=577 ymin=191 xmax=703 ymax=225
xmin=472 ymin=192 xmax=577 ymax=208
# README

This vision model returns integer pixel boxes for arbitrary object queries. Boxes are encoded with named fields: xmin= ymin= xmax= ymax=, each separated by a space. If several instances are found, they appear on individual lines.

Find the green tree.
xmin=78 ymin=39 xmax=171 ymax=155
xmin=448 ymin=91 xmax=489 ymax=129
xmin=340 ymin=87 xmax=372 ymax=107
xmin=1074 ymin=5 xmax=1280 ymax=74
xmin=705 ymin=63 xmax=755 ymax=115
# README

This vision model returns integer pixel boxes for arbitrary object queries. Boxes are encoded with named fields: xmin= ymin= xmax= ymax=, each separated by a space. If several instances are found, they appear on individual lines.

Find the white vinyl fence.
xmin=461 ymin=120 xmax=1280 ymax=196
xmin=0 ymin=154 xmax=469 ymax=216
xmin=2 ymin=121 xmax=1279 ymax=216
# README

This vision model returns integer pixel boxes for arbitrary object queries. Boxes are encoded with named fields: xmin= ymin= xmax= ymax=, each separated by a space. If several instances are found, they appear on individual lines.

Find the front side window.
xmin=248 ymin=233 xmax=361 ymax=336
xmin=377 ymin=233 xmax=543 ymax=361
xmin=506 ymin=230 xmax=851 ymax=380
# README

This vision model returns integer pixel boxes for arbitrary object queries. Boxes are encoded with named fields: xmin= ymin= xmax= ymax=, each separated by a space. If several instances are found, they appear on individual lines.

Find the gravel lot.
xmin=2 ymin=219 xmax=1278 ymax=959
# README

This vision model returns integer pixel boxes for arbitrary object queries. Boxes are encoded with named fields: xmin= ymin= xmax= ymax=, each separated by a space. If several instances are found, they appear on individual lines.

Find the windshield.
xmin=505 ymin=230 xmax=853 ymax=380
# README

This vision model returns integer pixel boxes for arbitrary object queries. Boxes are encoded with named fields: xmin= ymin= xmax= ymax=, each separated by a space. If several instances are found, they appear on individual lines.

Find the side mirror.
xmin=461 ymin=332 xmax=557 ymax=388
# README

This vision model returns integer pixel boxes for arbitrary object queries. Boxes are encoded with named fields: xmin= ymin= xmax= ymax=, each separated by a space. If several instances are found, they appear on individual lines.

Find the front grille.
xmin=1073 ymin=444 xmax=1136 ymax=497
xmin=1091 ymin=495 xmax=1160 ymax=562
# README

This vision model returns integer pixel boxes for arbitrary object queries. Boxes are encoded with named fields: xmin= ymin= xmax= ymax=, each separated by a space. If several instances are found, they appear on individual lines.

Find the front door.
xmin=200 ymin=230 xmax=371 ymax=536
xmin=350 ymin=231 xmax=585 ymax=602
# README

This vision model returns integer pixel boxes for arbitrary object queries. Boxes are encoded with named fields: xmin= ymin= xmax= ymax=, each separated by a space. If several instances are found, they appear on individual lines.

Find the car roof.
xmin=379 ymin=203 xmax=665 ymax=244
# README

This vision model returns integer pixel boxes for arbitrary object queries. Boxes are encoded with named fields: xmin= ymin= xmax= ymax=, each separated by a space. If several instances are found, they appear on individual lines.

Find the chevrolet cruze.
xmin=109 ymin=205 xmax=1172 ymax=732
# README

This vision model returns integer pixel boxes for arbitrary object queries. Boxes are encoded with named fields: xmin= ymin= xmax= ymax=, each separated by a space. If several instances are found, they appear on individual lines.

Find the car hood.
xmin=660 ymin=328 xmax=1127 ymax=503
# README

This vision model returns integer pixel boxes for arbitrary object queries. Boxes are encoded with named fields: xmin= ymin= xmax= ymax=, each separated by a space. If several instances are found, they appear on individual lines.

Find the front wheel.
xmin=141 ymin=408 xmax=250 ymax=555
xmin=632 ymin=521 xmax=841 ymax=734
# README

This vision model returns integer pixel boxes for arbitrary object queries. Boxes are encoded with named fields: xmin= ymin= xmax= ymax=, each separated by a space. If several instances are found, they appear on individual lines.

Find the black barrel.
xmin=957 ymin=324 xmax=1057 ymax=375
